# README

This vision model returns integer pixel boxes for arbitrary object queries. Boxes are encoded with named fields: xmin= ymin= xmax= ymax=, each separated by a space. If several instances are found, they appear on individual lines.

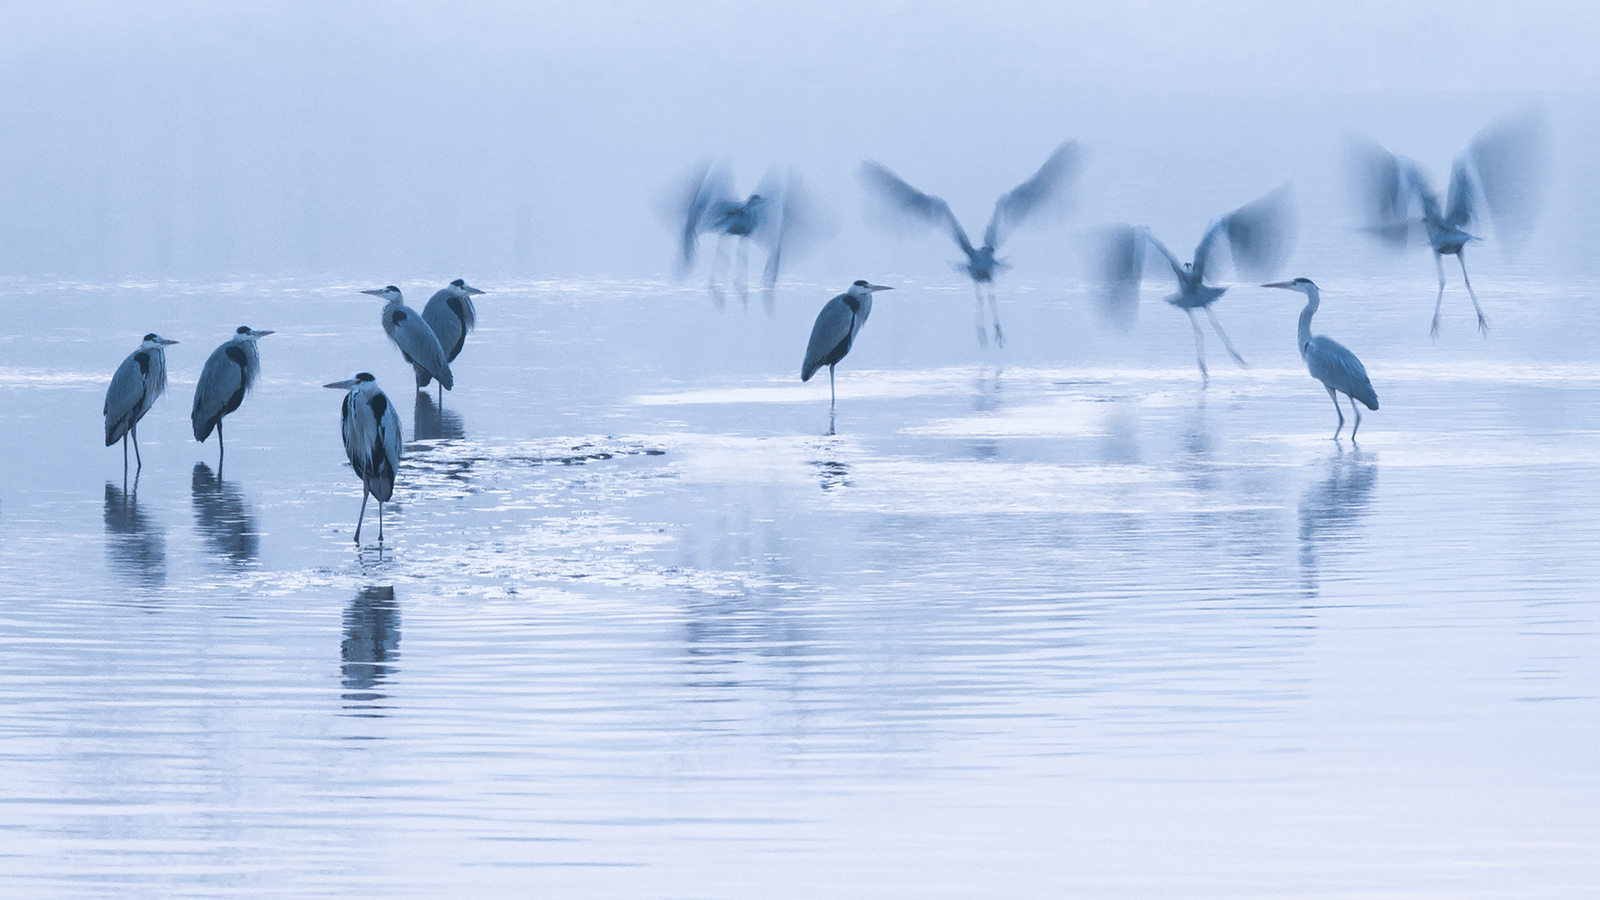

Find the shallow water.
xmin=1 ymin=275 xmax=1598 ymax=897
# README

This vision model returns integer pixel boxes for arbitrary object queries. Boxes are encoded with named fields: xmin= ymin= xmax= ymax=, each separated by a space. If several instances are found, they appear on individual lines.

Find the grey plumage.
xmin=674 ymin=161 xmax=822 ymax=309
xmin=364 ymin=285 xmax=454 ymax=390
xmin=1096 ymin=185 xmax=1296 ymax=385
xmin=418 ymin=278 xmax=485 ymax=391
xmin=104 ymin=332 xmax=178 ymax=471
xmin=325 ymin=372 xmax=403 ymax=544
xmin=802 ymin=280 xmax=892 ymax=435
xmin=1264 ymin=278 xmax=1378 ymax=441
xmin=192 ymin=326 xmax=272 ymax=463
xmin=860 ymin=142 xmax=1078 ymax=347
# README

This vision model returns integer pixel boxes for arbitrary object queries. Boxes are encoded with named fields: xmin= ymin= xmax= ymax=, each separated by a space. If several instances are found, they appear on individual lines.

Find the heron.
xmin=192 ymin=326 xmax=272 ymax=466
xmin=860 ymin=142 xmax=1078 ymax=347
xmin=104 ymin=333 xmax=178 ymax=473
xmin=418 ymin=278 xmax=485 ymax=399
xmin=324 ymin=372 xmax=403 ymax=544
xmin=1096 ymin=185 xmax=1296 ymax=385
xmin=1262 ymin=278 xmax=1378 ymax=441
xmin=363 ymin=285 xmax=454 ymax=391
xmin=802 ymin=280 xmax=892 ymax=435
xmin=675 ymin=161 xmax=820 ymax=311
xmin=1350 ymin=109 xmax=1549 ymax=339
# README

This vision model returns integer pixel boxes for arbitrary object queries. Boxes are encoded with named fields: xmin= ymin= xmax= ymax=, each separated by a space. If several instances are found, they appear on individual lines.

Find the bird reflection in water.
xmin=341 ymin=585 xmax=400 ymax=713
xmin=191 ymin=462 xmax=259 ymax=563
xmin=413 ymin=391 xmax=464 ymax=442
xmin=973 ymin=366 xmax=1004 ymax=413
xmin=1298 ymin=448 xmax=1379 ymax=595
xmin=811 ymin=440 xmax=852 ymax=491
xmin=104 ymin=480 xmax=166 ymax=588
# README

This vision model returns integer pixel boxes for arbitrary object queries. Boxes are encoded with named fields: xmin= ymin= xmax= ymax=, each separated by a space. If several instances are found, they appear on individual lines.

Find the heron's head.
xmin=361 ymin=285 xmax=403 ymax=302
xmin=235 ymin=325 xmax=275 ymax=340
xmin=1261 ymin=277 xmax=1317 ymax=295
xmin=323 ymin=372 xmax=377 ymax=391
xmin=450 ymin=278 xmax=486 ymax=296
xmin=140 ymin=333 xmax=179 ymax=348
xmin=848 ymin=279 xmax=893 ymax=298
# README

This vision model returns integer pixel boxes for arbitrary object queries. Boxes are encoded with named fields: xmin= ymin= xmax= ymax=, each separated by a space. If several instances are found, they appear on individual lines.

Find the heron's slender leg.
xmin=1203 ymin=306 xmax=1247 ymax=367
xmin=734 ymin=238 xmax=750 ymax=309
xmin=986 ymin=284 xmax=1005 ymax=348
xmin=1327 ymin=385 xmax=1344 ymax=440
xmin=1458 ymin=250 xmax=1488 ymax=337
xmin=1186 ymin=309 xmax=1209 ymax=387
xmin=132 ymin=423 xmax=143 ymax=470
xmin=827 ymin=365 xmax=837 ymax=436
xmin=378 ymin=501 xmax=384 ymax=543
xmin=122 ymin=434 xmax=129 ymax=476
xmin=708 ymin=235 xmax=729 ymax=309
xmin=354 ymin=489 xmax=369 ymax=543
xmin=972 ymin=282 xmax=988 ymax=347
xmin=1431 ymin=252 xmax=1446 ymax=341
xmin=1350 ymin=395 xmax=1363 ymax=442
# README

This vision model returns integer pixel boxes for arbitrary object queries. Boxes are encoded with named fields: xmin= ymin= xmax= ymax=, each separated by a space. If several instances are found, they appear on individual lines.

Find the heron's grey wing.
xmin=1093 ymin=225 xmax=1144 ymax=332
xmin=422 ymin=293 xmax=467 ymax=362
xmin=1347 ymin=138 xmax=1417 ymax=249
xmin=395 ymin=312 xmax=453 ymax=390
xmin=1444 ymin=157 xmax=1474 ymax=229
xmin=1220 ymin=184 xmax=1296 ymax=281
xmin=758 ymin=170 xmax=837 ymax=290
xmin=1468 ymin=107 xmax=1550 ymax=245
xmin=191 ymin=345 xmax=242 ymax=440
xmin=675 ymin=159 xmax=735 ymax=268
xmin=379 ymin=394 xmax=404 ymax=476
xmin=1305 ymin=336 xmax=1377 ymax=410
xmin=1141 ymin=230 xmax=1186 ymax=285
xmin=104 ymin=351 xmax=146 ymax=443
xmin=984 ymin=140 xmax=1079 ymax=251
xmin=859 ymin=161 xmax=974 ymax=256
xmin=802 ymin=295 xmax=854 ymax=381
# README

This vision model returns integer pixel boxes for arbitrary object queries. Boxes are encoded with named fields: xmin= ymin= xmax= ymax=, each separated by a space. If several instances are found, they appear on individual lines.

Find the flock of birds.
xmin=102 ymin=111 xmax=1547 ymax=545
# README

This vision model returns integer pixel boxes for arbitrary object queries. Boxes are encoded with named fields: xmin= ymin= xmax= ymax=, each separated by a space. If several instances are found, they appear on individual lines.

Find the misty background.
xmin=1 ymin=0 xmax=1596 ymax=284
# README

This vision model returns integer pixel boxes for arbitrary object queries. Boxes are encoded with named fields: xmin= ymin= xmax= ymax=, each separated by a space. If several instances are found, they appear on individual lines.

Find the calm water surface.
xmin=1 ymin=276 xmax=1597 ymax=897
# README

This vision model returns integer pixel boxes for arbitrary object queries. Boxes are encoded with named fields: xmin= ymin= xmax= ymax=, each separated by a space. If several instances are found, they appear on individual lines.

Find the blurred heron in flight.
xmin=802 ymin=279 xmax=893 ymax=435
xmin=1095 ymin=185 xmax=1296 ymax=385
xmin=675 ymin=161 xmax=821 ymax=311
xmin=418 ymin=278 xmax=485 ymax=399
xmin=192 ymin=326 xmax=272 ymax=467
xmin=1349 ymin=109 xmax=1549 ymax=339
xmin=104 ymin=333 xmax=178 ymax=473
xmin=325 ymin=372 xmax=402 ymax=545
xmin=363 ymin=285 xmax=454 ymax=391
xmin=1263 ymin=278 xmax=1378 ymax=441
xmin=860 ymin=142 xmax=1079 ymax=348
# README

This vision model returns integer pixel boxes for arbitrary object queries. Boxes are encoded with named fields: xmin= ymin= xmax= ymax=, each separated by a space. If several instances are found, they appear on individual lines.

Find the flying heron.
xmin=1263 ymin=278 xmax=1378 ymax=441
xmin=1095 ymin=185 xmax=1296 ymax=385
xmin=419 ymin=278 xmax=485 ymax=399
xmin=802 ymin=279 xmax=892 ymax=435
xmin=363 ymin=285 xmax=454 ymax=391
xmin=675 ymin=161 xmax=819 ymax=310
xmin=860 ymin=142 xmax=1079 ymax=347
xmin=324 ymin=372 xmax=403 ymax=544
xmin=104 ymin=333 xmax=178 ymax=473
xmin=192 ymin=326 xmax=272 ymax=467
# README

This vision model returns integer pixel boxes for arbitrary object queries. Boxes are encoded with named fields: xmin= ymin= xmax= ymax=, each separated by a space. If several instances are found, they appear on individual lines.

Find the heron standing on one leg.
xmin=860 ymin=142 xmax=1078 ymax=348
xmin=192 ymin=326 xmax=272 ymax=468
xmin=802 ymin=280 xmax=892 ymax=435
xmin=105 ymin=333 xmax=178 ymax=475
xmin=363 ymin=285 xmax=454 ymax=392
xmin=324 ymin=372 xmax=402 ymax=544
xmin=419 ymin=278 xmax=485 ymax=401
xmin=1262 ymin=278 xmax=1378 ymax=441
xmin=1095 ymin=185 xmax=1296 ymax=385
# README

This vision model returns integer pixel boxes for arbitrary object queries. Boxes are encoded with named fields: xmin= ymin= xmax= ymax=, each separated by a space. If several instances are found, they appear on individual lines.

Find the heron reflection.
xmin=1298 ymin=448 xmax=1379 ymax=594
xmin=341 ymin=585 xmax=400 ymax=711
xmin=413 ymin=391 xmax=464 ymax=442
xmin=191 ymin=462 xmax=259 ymax=563
xmin=103 ymin=481 xmax=166 ymax=587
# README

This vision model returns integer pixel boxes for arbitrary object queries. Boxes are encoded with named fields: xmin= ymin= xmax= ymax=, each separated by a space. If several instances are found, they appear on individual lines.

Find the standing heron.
xmin=192 ymin=326 xmax=272 ymax=466
xmin=363 ymin=285 xmax=454 ymax=391
xmin=324 ymin=372 xmax=403 ymax=544
xmin=675 ymin=161 xmax=819 ymax=310
xmin=104 ymin=333 xmax=179 ymax=473
xmin=419 ymin=278 xmax=485 ymax=399
xmin=1350 ymin=110 xmax=1548 ymax=339
xmin=860 ymin=142 xmax=1078 ymax=347
xmin=802 ymin=280 xmax=892 ymax=435
xmin=1096 ymin=185 xmax=1296 ymax=385
xmin=1263 ymin=278 xmax=1378 ymax=441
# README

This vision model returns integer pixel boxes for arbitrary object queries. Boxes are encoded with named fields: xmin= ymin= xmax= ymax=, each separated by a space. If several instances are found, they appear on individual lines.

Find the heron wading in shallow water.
xmin=1263 ymin=278 xmax=1378 ymax=441
xmin=104 ymin=333 xmax=178 ymax=474
xmin=860 ymin=142 xmax=1078 ymax=348
xmin=364 ymin=285 xmax=453 ymax=392
xmin=419 ymin=279 xmax=484 ymax=400
xmin=1096 ymin=185 xmax=1295 ymax=386
xmin=1350 ymin=109 xmax=1548 ymax=339
xmin=802 ymin=280 xmax=892 ymax=435
xmin=192 ymin=326 xmax=272 ymax=467
xmin=325 ymin=372 xmax=402 ymax=544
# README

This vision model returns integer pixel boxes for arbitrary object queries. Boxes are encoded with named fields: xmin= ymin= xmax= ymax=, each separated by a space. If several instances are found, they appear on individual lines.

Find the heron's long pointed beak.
xmin=463 ymin=286 xmax=485 ymax=295
xmin=360 ymin=289 xmax=385 ymax=297
xmin=250 ymin=329 xmax=275 ymax=337
xmin=1260 ymin=282 xmax=1294 ymax=290
xmin=324 ymin=379 xmax=358 ymax=390
xmin=867 ymin=284 xmax=894 ymax=292
xmin=157 ymin=338 xmax=179 ymax=345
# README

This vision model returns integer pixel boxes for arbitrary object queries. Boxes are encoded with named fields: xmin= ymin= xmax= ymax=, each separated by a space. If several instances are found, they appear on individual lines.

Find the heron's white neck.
xmin=1297 ymin=284 xmax=1320 ymax=353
